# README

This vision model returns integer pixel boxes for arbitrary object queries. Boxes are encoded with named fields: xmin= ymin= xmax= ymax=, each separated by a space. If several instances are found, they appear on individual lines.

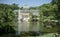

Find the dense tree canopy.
xmin=0 ymin=4 xmax=19 ymax=34
xmin=39 ymin=0 xmax=60 ymax=32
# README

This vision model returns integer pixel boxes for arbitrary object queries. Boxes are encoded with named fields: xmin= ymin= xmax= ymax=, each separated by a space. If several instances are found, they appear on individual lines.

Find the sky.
xmin=0 ymin=0 xmax=52 ymax=7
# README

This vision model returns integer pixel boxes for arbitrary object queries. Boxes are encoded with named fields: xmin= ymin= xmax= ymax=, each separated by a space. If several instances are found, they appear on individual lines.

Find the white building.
xmin=14 ymin=5 xmax=40 ymax=33
xmin=14 ymin=5 xmax=39 ymax=22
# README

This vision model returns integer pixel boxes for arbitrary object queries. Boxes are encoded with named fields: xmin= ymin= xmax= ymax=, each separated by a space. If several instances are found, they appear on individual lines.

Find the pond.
xmin=17 ymin=21 xmax=40 ymax=35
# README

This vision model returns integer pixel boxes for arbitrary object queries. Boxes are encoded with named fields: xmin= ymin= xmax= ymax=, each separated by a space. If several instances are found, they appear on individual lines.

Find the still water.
xmin=18 ymin=21 xmax=40 ymax=34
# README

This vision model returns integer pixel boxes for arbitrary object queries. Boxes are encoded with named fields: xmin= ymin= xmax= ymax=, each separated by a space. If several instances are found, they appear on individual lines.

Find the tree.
xmin=39 ymin=3 xmax=59 ymax=32
xmin=51 ymin=0 xmax=57 ymax=4
xmin=51 ymin=0 xmax=60 ymax=19
xmin=20 ymin=7 xmax=23 ymax=10
xmin=51 ymin=0 xmax=60 ymax=33
xmin=0 ymin=4 xmax=19 ymax=35
xmin=10 ymin=3 xmax=19 ymax=10
xmin=29 ymin=7 xmax=38 ymax=10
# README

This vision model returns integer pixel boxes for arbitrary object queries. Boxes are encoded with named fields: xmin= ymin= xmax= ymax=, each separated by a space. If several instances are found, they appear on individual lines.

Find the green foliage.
xmin=9 ymin=3 xmax=19 ymax=10
xmin=51 ymin=0 xmax=57 ymax=4
xmin=20 ymin=7 xmax=23 ymax=10
xmin=0 ymin=4 xmax=19 ymax=34
xmin=51 ymin=0 xmax=60 ymax=19
xmin=39 ymin=3 xmax=60 ymax=32
xmin=39 ymin=4 xmax=58 ymax=17
xmin=29 ymin=7 xmax=38 ymax=10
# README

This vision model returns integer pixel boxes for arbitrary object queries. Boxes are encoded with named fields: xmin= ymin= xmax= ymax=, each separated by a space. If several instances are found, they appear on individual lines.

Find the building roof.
xmin=20 ymin=10 xmax=39 ymax=16
xmin=14 ymin=9 xmax=39 ymax=16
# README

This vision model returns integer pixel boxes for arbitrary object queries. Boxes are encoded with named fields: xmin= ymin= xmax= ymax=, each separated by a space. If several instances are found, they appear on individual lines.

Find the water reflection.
xmin=18 ymin=21 xmax=40 ymax=33
xmin=29 ymin=21 xmax=40 ymax=31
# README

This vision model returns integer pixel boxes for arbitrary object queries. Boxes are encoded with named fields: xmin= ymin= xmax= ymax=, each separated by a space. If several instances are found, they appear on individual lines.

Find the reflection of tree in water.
xmin=0 ymin=25 xmax=15 ymax=35
xmin=29 ymin=21 xmax=39 ymax=31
